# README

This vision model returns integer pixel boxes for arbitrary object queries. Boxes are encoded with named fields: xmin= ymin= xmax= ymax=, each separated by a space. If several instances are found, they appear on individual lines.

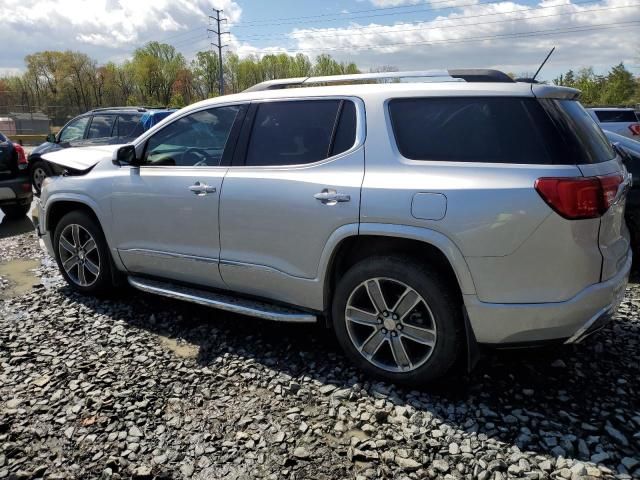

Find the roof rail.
xmin=89 ymin=106 xmax=172 ymax=113
xmin=243 ymin=68 xmax=513 ymax=92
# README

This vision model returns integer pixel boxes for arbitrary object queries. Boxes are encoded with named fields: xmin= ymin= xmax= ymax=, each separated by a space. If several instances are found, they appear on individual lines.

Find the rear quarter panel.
xmin=360 ymin=89 xmax=602 ymax=303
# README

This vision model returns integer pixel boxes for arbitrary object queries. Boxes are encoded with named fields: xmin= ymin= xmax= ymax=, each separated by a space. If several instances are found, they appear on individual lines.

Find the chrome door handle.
xmin=189 ymin=182 xmax=216 ymax=196
xmin=314 ymin=188 xmax=351 ymax=205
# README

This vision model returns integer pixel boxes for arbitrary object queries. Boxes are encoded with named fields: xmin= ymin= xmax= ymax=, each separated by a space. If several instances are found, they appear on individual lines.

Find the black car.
xmin=0 ymin=132 xmax=32 ymax=219
xmin=29 ymin=106 xmax=176 ymax=194
xmin=605 ymin=130 xmax=640 ymax=254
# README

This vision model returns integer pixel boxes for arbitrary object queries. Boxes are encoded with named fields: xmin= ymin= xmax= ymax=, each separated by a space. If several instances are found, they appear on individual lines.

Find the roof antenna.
xmin=532 ymin=47 xmax=555 ymax=82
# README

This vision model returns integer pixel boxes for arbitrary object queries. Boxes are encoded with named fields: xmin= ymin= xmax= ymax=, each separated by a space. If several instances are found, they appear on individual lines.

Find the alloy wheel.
xmin=33 ymin=167 xmax=47 ymax=191
xmin=345 ymin=277 xmax=437 ymax=373
xmin=58 ymin=224 xmax=101 ymax=287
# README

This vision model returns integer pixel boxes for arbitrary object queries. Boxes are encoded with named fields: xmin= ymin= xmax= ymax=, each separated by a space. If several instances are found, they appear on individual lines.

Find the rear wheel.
xmin=31 ymin=161 xmax=53 ymax=195
xmin=1 ymin=205 xmax=30 ymax=220
xmin=332 ymin=255 xmax=462 ymax=385
xmin=53 ymin=211 xmax=113 ymax=294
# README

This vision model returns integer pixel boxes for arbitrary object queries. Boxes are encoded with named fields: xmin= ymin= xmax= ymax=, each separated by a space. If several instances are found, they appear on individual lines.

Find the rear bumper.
xmin=0 ymin=175 xmax=32 ymax=207
xmin=464 ymin=249 xmax=631 ymax=344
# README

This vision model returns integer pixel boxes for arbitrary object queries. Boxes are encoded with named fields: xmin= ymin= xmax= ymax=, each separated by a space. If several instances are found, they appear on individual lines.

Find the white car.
xmin=587 ymin=107 xmax=640 ymax=139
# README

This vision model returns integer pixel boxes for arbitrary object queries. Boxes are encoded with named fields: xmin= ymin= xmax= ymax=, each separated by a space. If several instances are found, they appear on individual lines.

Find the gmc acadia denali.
xmin=31 ymin=70 xmax=632 ymax=385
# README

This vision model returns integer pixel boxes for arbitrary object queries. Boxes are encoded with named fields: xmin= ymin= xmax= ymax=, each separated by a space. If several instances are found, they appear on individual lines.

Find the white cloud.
xmin=0 ymin=0 xmax=241 ymax=69
xmin=282 ymin=0 xmax=640 ymax=79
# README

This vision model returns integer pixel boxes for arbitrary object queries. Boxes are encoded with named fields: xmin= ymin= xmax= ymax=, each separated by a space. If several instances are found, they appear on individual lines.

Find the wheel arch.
xmin=44 ymin=195 xmax=127 ymax=277
xmin=321 ymin=223 xmax=476 ymax=313
xmin=45 ymin=196 xmax=104 ymax=236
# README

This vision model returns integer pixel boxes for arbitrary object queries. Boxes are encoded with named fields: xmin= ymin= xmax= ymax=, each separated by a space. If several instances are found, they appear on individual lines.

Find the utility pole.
xmin=207 ymin=9 xmax=229 ymax=96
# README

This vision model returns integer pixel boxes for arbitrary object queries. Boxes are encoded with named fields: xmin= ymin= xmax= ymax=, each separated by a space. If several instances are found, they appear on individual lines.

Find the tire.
xmin=31 ymin=160 xmax=53 ymax=195
xmin=1 ymin=205 xmax=30 ymax=220
xmin=332 ymin=255 xmax=463 ymax=385
xmin=53 ymin=210 xmax=113 ymax=295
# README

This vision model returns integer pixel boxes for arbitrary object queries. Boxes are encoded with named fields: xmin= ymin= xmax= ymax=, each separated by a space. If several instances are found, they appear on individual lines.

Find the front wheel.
xmin=53 ymin=211 xmax=113 ymax=295
xmin=332 ymin=255 xmax=463 ymax=385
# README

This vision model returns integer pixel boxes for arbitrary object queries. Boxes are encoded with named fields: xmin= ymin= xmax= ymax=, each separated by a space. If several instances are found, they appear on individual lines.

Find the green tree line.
xmin=553 ymin=63 xmax=639 ymax=106
xmin=0 ymin=42 xmax=359 ymax=126
xmin=0 ymin=41 xmax=637 ymax=127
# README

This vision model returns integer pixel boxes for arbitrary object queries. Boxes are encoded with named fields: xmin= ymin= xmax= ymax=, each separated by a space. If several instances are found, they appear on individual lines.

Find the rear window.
xmin=117 ymin=114 xmax=142 ymax=137
xmin=388 ymin=97 xmax=564 ymax=164
xmin=540 ymin=100 xmax=615 ymax=164
xmin=593 ymin=110 xmax=638 ymax=123
xmin=87 ymin=115 xmax=115 ymax=139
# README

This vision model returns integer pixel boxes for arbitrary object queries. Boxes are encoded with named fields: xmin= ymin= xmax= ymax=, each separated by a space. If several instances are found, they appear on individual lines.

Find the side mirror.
xmin=114 ymin=144 xmax=137 ymax=166
xmin=46 ymin=133 xmax=57 ymax=143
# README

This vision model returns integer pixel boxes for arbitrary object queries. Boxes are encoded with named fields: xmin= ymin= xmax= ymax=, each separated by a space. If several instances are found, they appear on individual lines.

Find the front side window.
xmin=87 ymin=115 xmax=115 ymax=139
xmin=245 ymin=99 xmax=356 ymax=167
xmin=59 ymin=116 xmax=90 ymax=143
xmin=143 ymin=106 xmax=240 ymax=167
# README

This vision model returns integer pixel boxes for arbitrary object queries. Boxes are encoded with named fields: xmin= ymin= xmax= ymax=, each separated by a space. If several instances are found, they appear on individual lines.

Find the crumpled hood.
xmin=42 ymin=144 xmax=125 ymax=171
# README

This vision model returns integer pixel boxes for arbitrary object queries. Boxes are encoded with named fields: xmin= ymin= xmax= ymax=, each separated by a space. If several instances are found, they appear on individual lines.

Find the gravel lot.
xmin=0 ymin=226 xmax=639 ymax=479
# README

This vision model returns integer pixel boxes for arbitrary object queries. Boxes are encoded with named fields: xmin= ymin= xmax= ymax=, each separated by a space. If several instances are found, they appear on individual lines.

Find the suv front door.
xmin=111 ymin=104 xmax=246 ymax=288
xmin=218 ymin=98 xmax=364 ymax=308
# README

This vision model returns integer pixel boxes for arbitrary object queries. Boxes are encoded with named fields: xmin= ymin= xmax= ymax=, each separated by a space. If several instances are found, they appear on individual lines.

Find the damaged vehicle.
xmin=29 ymin=107 xmax=176 ymax=194
xmin=31 ymin=70 xmax=632 ymax=385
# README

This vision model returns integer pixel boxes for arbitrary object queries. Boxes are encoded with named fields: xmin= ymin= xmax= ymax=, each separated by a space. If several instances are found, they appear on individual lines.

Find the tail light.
xmin=535 ymin=174 xmax=623 ymax=219
xmin=13 ymin=143 xmax=28 ymax=170
xmin=629 ymin=124 xmax=640 ymax=136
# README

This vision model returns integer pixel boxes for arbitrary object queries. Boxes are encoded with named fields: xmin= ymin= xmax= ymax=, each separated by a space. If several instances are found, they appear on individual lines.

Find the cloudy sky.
xmin=1 ymin=0 xmax=639 ymax=81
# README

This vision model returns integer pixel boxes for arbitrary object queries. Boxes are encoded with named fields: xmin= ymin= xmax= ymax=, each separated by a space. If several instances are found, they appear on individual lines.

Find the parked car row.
xmin=28 ymin=106 xmax=176 ymax=194
xmin=30 ymin=70 xmax=633 ymax=384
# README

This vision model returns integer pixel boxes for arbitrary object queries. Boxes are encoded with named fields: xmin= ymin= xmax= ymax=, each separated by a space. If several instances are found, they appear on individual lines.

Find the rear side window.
xmin=87 ymin=115 xmax=115 ymax=139
xmin=245 ymin=99 xmax=356 ymax=167
xmin=540 ymin=100 xmax=615 ymax=164
xmin=117 ymin=114 xmax=142 ymax=137
xmin=389 ymin=97 xmax=564 ymax=164
xmin=331 ymin=101 xmax=357 ymax=157
xmin=594 ymin=110 xmax=638 ymax=123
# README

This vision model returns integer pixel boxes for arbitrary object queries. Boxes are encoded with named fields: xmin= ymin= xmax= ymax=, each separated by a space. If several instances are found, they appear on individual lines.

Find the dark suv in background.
xmin=29 ymin=106 xmax=176 ymax=194
xmin=0 ymin=132 xmax=32 ymax=220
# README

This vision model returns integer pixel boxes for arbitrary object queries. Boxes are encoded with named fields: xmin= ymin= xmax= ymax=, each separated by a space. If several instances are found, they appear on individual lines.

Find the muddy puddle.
xmin=0 ymin=259 xmax=40 ymax=299
xmin=158 ymin=335 xmax=200 ymax=359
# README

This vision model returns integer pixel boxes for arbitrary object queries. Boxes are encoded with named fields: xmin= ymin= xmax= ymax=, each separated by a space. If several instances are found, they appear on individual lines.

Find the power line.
xmin=234 ymin=0 xmax=629 ymax=41
xmin=232 ymin=0 xmax=478 ymax=26
xmin=231 ymin=0 xmax=582 ymax=28
xmin=208 ymin=9 xmax=230 ymax=95
xmin=237 ymin=20 xmax=640 ymax=55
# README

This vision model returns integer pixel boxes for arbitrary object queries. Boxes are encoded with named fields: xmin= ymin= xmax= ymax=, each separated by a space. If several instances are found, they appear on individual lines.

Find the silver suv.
xmin=31 ymin=70 xmax=632 ymax=385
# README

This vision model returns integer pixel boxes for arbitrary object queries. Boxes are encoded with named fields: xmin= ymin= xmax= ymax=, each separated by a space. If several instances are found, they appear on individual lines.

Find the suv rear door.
xmin=218 ymin=98 xmax=364 ymax=308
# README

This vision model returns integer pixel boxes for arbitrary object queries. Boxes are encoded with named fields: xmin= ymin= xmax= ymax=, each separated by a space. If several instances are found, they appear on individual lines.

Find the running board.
xmin=127 ymin=276 xmax=317 ymax=323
